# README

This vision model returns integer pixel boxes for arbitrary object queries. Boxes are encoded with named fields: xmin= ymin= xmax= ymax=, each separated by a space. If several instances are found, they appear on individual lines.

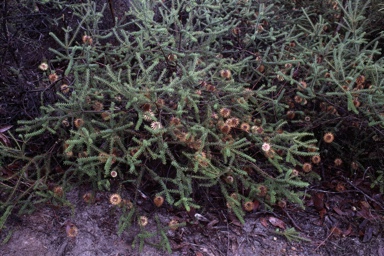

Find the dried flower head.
xmin=143 ymin=111 xmax=155 ymax=122
xmin=351 ymin=161 xmax=359 ymax=170
xmin=83 ymin=192 xmax=94 ymax=204
xmin=122 ymin=199 xmax=133 ymax=209
xmin=286 ymin=110 xmax=295 ymax=119
xmin=98 ymin=152 xmax=109 ymax=163
xmin=169 ymin=219 xmax=179 ymax=230
xmin=92 ymin=101 xmax=103 ymax=111
xmin=278 ymin=200 xmax=287 ymax=209
xmin=53 ymin=186 xmax=64 ymax=197
xmin=82 ymin=35 xmax=93 ymax=45
xmin=323 ymin=132 xmax=335 ymax=143
xmin=49 ymin=73 xmax=58 ymax=83
xmin=220 ymin=124 xmax=231 ymax=134
xmin=311 ymin=155 xmax=321 ymax=164
xmin=170 ymin=117 xmax=181 ymax=126
xmin=243 ymin=201 xmax=254 ymax=212
xmin=224 ymin=175 xmax=234 ymax=184
xmin=38 ymin=62 xmax=49 ymax=71
xmin=334 ymin=158 xmax=343 ymax=166
xmin=156 ymin=98 xmax=165 ymax=108
xmin=262 ymin=142 xmax=271 ymax=152
xmin=220 ymin=69 xmax=232 ymax=79
xmin=356 ymin=75 xmax=365 ymax=85
xmin=101 ymin=111 xmax=111 ymax=121
xmin=219 ymin=108 xmax=231 ymax=118
xmin=257 ymin=185 xmax=268 ymax=197
xmin=66 ymin=222 xmax=79 ymax=238
xmin=153 ymin=195 xmax=164 ymax=207
xmin=110 ymin=170 xmax=118 ymax=178
xmin=298 ymin=81 xmax=308 ymax=90
xmin=257 ymin=64 xmax=265 ymax=73
xmin=294 ymin=95 xmax=302 ymax=103
xmin=62 ymin=119 xmax=70 ymax=127
xmin=109 ymin=193 xmax=122 ymax=205
xmin=226 ymin=117 xmax=240 ymax=128
xmin=139 ymin=216 xmax=148 ymax=227
xmin=150 ymin=121 xmax=163 ymax=130
xmin=353 ymin=98 xmax=361 ymax=108
xmin=167 ymin=54 xmax=177 ymax=61
xmin=291 ymin=169 xmax=299 ymax=177
xmin=302 ymin=162 xmax=312 ymax=173
xmin=240 ymin=122 xmax=250 ymax=132
xmin=60 ymin=84 xmax=70 ymax=94
xmin=74 ymin=118 xmax=84 ymax=128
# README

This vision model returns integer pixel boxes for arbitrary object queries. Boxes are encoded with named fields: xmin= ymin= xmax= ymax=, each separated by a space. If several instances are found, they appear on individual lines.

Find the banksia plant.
xmin=3 ymin=0 xmax=383 ymax=238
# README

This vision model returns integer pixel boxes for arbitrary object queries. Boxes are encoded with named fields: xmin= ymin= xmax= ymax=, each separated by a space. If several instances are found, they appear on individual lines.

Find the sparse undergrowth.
xmin=1 ymin=0 xmax=384 ymax=253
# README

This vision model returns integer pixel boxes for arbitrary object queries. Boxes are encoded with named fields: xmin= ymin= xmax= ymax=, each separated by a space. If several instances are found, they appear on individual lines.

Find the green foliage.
xmin=1 ymin=0 xmax=384 ymax=251
xmin=273 ymin=227 xmax=312 ymax=242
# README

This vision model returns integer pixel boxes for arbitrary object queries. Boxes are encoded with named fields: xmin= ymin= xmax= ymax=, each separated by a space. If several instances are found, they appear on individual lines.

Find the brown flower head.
xmin=169 ymin=219 xmax=179 ymax=230
xmin=49 ymin=73 xmax=58 ymax=83
xmin=53 ymin=186 xmax=64 ymax=197
xmin=60 ymin=84 xmax=70 ymax=94
xmin=170 ymin=117 xmax=181 ymax=126
xmin=257 ymin=185 xmax=268 ymax=197
xmin=220 ymin=69 xmax=232 ymax=79
xmin=220 ymin=124 xmax=231 ymax=134
xmin=82 ymin=35 xmax=93 ymax=45
xmin=153 ymin=195 xmax=164 ymax=207
xmin=66 ymin=222 xmax=79 ymax=238
xmin=334 ymin=158 xmax=343 ymax=166
xmin=243 ymin=201 xmax=254 ymax=212
xmin=92 ymin=101 xmax=103 ymax=111
xmin=278 ymin=200 xmax=287 ymax=209
xmin=224 ymin=175 xmax=234 ymax=184
xmin=302 ymin=162 xmax=312 ymax=173
xmin=219 ymin=108 xmax=231 ymax=118
xmin=83 ymin=192 xmax=94 ymax=204
xmin=311 ymin=155 xmax=321 ymax=164
xmin=240 ymin=122 xmax=250 ymax=132
xmin=74 ymin=118 xmax=84 ymax=128
xmin=109 ymin=193 xmax=122 ymax=205
xmin=226 ymin=117 xmax=239 ymax=128
xmin=323 ymin=132 xmax=335 ymax=143
xmin=139 ymin=216 xmax=148 ymax=227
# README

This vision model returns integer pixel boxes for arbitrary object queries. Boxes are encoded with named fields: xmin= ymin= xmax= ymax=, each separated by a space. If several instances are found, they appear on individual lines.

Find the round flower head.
xmin=323 ymin=132 xmax=335 ymax=143
xmin=74 ymin=118 xmax=84 ymax=128
xmin=60 ymin=84 xmax=70 ymax=94
xmin=240 ymin=122 xmax=250 ymax=132
xmin=302 ymin=162 xmax=312 ymax=173
xmin=110 ymin=170 xmax=118 ymax=178
xmin=243 ymin=201 xmax=254 ymax=212
xmin=220 ymin=69 xmax=232 ymax=79
xmin=169 ymin=219 xmax=179 ymax=230
xmin=109 ymin=193 xmax=122 ymax=205
xmin=262 ymin=142 xmax=271 ymax=152
xmin=66 ymin=222 xmax=79 ymax=238
xmin=311 ymin=155 xmax=321 ymax=164
xmin=139 ymin=216 xmax=148 ymax=227
xmin=49 ymin=73 xmax=58 ymax=83
xmin=334 ymin=158 xmax=343 ymax=166
xmin=220 ymin=124 xmax=231 ymax=134
xmin=150 ymin=121 xmax=163 ymax=130
xmin=153 ymin=195 xmax=164 ymax=207
xmin=39 ymin=62 xmax=49 ymax=71
xmin=219 ymin=108 xmax=231 ymax=118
